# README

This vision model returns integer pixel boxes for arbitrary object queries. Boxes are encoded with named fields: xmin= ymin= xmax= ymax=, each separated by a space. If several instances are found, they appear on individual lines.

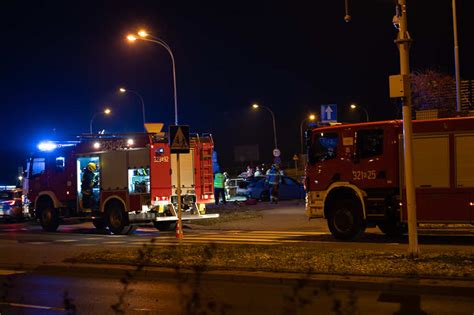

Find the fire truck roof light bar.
xmin=37 ymin=141 xmax=78 ymax=152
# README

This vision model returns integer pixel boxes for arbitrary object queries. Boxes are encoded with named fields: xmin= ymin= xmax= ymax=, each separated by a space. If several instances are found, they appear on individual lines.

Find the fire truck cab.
xmin=305 ymin=117 xmax=474 ymax=240
xmin=26 ymin=129 xmax=218 ymax=234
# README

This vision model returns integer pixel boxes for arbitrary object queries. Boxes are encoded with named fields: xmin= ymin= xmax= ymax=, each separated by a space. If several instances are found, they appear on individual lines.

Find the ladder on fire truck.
xmin=190 ymin=133 xmax=214 ymax=199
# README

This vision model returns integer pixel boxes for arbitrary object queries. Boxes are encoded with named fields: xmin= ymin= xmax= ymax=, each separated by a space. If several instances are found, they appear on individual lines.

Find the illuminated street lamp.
xmin=350 ymin=103 xmax=369 ymax=122
xmin=90 ymin=108 xmax=111 ymax=134
xmin=300 ymin=114 xmax=316 ymax=154
xmin=119 ymin=87 xmax=146 ymax=132
xmin=126 ymin=29 xmax=179 ymax=125
xmin=252 ymin=103 xmax=278 ymax=150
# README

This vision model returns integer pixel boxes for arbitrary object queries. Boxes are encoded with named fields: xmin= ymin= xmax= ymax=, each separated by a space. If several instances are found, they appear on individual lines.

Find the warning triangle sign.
xmin=169 ymin=125 xmax=190 ymax=153
xmin=172 ymin=127 xmax=188 ymax=149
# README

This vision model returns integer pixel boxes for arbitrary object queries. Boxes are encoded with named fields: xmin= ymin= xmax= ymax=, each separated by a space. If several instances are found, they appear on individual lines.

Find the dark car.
xmin=0 ymin=189 xmax=25 ymax=221
xmin=247 ymin=176 xmax=305 ymax=201
xmin=236 ymin=176 xmax=266 ymax=196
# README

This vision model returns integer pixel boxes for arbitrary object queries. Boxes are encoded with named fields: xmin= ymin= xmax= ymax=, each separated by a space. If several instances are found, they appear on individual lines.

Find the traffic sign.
xmin=321 ymin=104 xmax=337 ymax=123
xmin=169 ymin=125 xmax=190 ymax=153
xmin=273 ymin=148 xmax=281 ymax=157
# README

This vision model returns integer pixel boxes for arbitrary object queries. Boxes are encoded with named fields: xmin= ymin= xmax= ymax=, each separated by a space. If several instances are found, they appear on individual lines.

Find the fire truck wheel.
xmin=38 ymin=201 xmax=60 ymax=232
xmin=105 ymin=201 xmax=132 ymax=235
xmin=153 ymin=221 xmax=177 ymax=231
xmin=327 ymin=199 xmax=366 ymax=240
xmin=377 ymin=221 xmax=407 ymax=237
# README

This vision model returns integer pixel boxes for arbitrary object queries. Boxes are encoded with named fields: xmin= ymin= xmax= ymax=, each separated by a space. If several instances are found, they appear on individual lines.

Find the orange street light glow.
xmin=104 ymin=108 xmax=111 ymax=115
xmin=252 ymin=103 xmax=259 ymax=109
xmin=126 ymin=34 xmax=137 ymax=42
xmin=119 ymin=87 xmax=126 ymax=93
xmin=309 ymin=114 xmax=316 ymax=120
xmin=137 ymin=30 xmax=148 ymax=37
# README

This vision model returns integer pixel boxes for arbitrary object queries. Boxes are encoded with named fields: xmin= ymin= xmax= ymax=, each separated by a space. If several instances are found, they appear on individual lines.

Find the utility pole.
xmin=394 ymin=0 xmax=419 ymax=257
xmin=345 ymin=0 xmax=419 ymax=257
xmin=452 ymin=0 xmax=461 ymax=113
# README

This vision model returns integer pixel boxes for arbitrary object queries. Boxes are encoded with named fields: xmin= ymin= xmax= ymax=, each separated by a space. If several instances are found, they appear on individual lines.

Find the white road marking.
xmin=54 ymin=239 xmax=77 ymax=243
xmin=25 ymin=242 xmax=49 ymax=245
xmin=0 ymin=301 xmax=65 ymax=311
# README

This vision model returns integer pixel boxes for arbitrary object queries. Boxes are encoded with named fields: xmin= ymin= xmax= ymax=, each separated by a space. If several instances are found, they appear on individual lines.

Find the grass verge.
xmin=66 ymin=243 xmax=474 ymax=279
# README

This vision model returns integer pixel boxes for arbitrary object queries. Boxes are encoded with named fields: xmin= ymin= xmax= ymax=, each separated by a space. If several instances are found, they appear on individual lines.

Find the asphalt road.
xmin=0 ymin=202 xmax=473 ymax=314
xmin=0 ymin=200 xmax=473 ymax=267
xmin=0 ymin=267 xmax=473 ymax=314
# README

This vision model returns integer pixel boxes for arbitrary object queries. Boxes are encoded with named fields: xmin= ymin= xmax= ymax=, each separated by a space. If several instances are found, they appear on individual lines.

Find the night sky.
xmin=1 ymin=1 xmax=473 ymax=183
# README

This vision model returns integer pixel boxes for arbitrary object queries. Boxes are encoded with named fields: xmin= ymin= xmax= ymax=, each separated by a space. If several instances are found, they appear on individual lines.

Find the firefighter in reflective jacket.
xmin=214 ymin=170 xmax=226 ymax=205
xmin=81 ymin=162 xmax=97 ymax=212
xmin=266 ymin=164 xmax=281 ymax=204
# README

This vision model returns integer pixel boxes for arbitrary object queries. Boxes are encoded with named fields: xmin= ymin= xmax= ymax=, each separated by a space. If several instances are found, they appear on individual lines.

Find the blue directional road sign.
xmin=321 ymin=104 xmax=337 ymax=123
xmin=169 ymin=125 xmax=190 ymax=153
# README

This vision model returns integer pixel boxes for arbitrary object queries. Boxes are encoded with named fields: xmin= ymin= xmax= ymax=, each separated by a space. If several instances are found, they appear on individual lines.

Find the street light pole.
xmin=350 ymin=104 xmax=369 ymax=122
xmin=128 ymin=34 xmax=179 ymax=125
xmin=300 ymin=114 xmax=316 ymax=154
xmin=452 ymin=0 xmax=461 ymax=113
xmin=252 ymin=104 xmax=278 ymax=149
xmin=89 ymin=108 xmax=111 ymax=134
xmin=119 ymin=88 xmax=146 ymax=131
xmin=127 ymin=30 xmax=182 ymax=239
xmin=395 ymin=0 xmax=419 ymax=257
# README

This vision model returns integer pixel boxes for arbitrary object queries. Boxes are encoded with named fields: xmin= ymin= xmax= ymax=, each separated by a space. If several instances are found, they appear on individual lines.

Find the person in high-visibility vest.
xmin=214 ymin=170 xmax=226 ymax=205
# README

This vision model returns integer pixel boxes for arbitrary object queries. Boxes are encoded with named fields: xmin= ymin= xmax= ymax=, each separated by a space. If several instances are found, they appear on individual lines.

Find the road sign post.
xmin=169 ymin=125 xmax=190 ymax=240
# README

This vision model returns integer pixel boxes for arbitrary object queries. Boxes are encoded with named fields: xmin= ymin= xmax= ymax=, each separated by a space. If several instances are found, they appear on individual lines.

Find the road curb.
xmin=3 ymin=262 xmax=473 ymax=296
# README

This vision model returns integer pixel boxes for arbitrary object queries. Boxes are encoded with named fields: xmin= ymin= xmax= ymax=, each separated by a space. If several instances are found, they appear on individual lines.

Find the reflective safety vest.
xmin=214 ymin=172 xmax=225 ymax=188
xmin=266 ymin=169 xmax=280 ymax=185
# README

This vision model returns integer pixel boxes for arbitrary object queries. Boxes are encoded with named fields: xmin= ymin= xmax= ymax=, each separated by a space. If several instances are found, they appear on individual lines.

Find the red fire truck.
xmin=305 ymin=117 xmax=474 ymax=240
xmin=25 ymin=127 xmax=218 ymax=234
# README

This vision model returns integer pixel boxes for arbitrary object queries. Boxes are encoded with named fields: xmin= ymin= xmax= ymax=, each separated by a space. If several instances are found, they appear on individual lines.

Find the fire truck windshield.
xmin=308 ymin=132 xmax=338 ymax=164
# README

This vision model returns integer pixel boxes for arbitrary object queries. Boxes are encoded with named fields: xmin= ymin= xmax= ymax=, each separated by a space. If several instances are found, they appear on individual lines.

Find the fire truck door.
xmin=454 ymin=134 xmax=474 ymax=223
xmin=171 ymin=149 xmax=195 ymax=191
xmin=352 ymin=129 xmax=388 ymax=188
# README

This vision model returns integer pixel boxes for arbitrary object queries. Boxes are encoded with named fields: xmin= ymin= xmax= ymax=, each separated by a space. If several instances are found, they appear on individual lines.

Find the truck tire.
xmin=153 ymin=221 xmax=177 ymax=231
xmin=327 ymin=199 xmax=366 ymax=240
xmin=37 ymin=200 xmax=60 ymax=232
xmin=105 ymin=201 xmax=133 ymax=235
xmin=377 ymin=221 xmax=407 ymax=237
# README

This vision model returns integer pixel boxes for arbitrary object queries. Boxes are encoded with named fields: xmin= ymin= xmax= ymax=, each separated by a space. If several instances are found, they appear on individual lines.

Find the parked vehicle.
xmin=236 ymin=176 xmax=265 ymax=196
xmin=305 ymin=117 xmax=474 ymax=240
xmin=0 ymin=188 xmax=26 ymax=221
xmin=25 ymin=128 xmax=218 ymax=234
xmin=247 ymin=176 xmax=305 ymax=201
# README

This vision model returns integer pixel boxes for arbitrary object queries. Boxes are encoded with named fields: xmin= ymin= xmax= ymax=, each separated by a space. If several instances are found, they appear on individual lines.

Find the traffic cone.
xmin=175 ymin=221 xmax=183 ymax=239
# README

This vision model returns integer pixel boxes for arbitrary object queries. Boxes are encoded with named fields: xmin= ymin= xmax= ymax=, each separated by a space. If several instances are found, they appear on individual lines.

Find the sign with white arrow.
xmin=321 ymin=104 xmax=337 ymax=123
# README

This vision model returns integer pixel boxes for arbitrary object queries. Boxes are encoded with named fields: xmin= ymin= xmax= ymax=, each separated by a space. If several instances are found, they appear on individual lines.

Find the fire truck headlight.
xmin=93 ymin=142 xmax=100 ymax=149
xmin=127 ymin=139 xmax=134 ymax=146
xmin=38 ymin=141 xmax=57 ymax=151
